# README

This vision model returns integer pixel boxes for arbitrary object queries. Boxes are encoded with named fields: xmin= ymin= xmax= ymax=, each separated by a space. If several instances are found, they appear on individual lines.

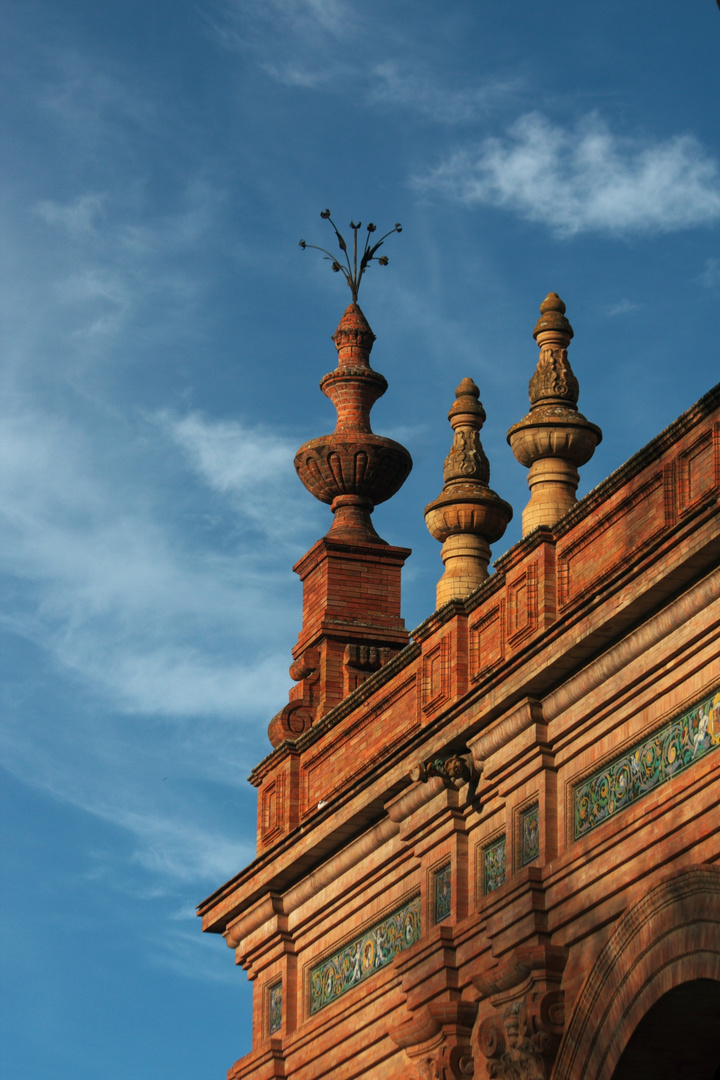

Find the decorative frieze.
xmin=574 ymin=688 xmax=720 ymax=839
xmin=484 ymin=837 xmax=507 ymax=894
xmin=309 ymin=896 xmax=421 ymax=1015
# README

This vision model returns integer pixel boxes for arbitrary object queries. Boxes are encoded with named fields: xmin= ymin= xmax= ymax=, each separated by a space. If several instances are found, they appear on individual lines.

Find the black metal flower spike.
xmin=299 ymin=210 xmax=402 ymax=302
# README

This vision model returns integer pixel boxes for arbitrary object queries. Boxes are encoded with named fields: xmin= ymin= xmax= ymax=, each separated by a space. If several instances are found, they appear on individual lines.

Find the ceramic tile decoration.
xmin=521 ymin=804 xmax=540 ymax=865
xmin=268 ymin=982 xmax=282 ymax=1034
xmin=434 ymin=863 xmax=452 ymax=923
xmin=309 ymin=896 xmax=421 ymax=1015
xmin=484 ymin=836 xmax=506 ymax=894
xmin=575 ymin=688 xmax=720 ymax=839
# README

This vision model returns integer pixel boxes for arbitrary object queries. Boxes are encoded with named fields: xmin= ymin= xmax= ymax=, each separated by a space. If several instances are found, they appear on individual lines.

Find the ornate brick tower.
xmin=198 ymin=255 xmax=720 ymax=1080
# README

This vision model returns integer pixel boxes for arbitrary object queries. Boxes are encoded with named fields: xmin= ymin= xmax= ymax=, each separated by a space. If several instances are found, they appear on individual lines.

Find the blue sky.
xmin=1 ymin=2 xmax=718 ymax=1077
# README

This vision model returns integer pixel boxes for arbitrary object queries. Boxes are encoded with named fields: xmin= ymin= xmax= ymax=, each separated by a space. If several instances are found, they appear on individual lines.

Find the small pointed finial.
xmin=425 ymin=379 xmax=512 ymax=606
xmin=299 ymin=211 xmax=401 ymax=303
xmin=508 ymin=293 xmax=602 ymax=534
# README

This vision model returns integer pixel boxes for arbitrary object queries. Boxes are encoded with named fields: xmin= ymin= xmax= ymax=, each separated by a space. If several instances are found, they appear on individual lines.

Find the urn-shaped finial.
xmin=294 ymin=302 xmax=412 ymax=543
xmin=507 ymin=293 xmax=602 ymax=535
xmin=425 ymin=378 xmax=512 ymax=606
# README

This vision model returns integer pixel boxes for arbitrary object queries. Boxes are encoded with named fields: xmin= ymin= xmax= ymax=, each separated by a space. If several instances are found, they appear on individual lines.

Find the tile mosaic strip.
xmin=575 ymin=688 xmax=720 ymax=840
xmin=484 ymin=836 xmax=506 ymax=894
xmin=434 ymin=863 xmax=452 ymax=923
xmin=521 ymin=804 xmax=540 ymax=865
xmin=268 ymin=982 xmax=282 ymax=1034
xmin=309 ymin=896 xmax=421 ymax=1015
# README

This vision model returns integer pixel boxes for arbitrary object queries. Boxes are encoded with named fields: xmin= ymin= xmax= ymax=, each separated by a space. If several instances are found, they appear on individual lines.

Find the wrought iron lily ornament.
xmin=299 ymin=209 xmax=402 ymax=302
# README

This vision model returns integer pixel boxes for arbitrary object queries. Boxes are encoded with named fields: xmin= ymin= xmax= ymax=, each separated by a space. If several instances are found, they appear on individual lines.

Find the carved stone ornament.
xmin=390 ymin=1001 xmax=477 ymax=1080
xmin=425 ymin=378 xmax=512 ymax=605
xmin=477 ymin=992 xmax=564 ymax=1080
xmin=473 ymin=945 xmax=568 ymax=1080
xmin=409 ymin=752 xmax=479 ymax=789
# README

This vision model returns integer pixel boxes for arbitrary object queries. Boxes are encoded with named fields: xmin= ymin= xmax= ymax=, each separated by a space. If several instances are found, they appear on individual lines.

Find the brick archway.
xmin=552 ymin=866 xmax=720 ymax=1080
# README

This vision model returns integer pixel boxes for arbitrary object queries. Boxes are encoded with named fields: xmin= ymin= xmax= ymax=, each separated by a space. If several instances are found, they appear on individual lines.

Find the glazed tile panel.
xmin=575 ymin=688 xmax=720 ymax=839
xmin=268 ymin=982 xmax=282 ymax=1034
xmin=521 ymin=804 xmax=540 ymax=865
xmin=484 ymin=837 xmax=506 ymax=894
xmin=309 ymin=896 xmax=421 ymax=1015
xmin=434 ymin=864 xmax=452 ymax=923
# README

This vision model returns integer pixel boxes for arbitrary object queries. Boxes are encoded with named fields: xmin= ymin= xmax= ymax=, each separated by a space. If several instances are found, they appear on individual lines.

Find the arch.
xmin=611 ymin=978 xmax=720 ymax=1078
xmin=552 ymin=865 xmax=720 ymax=1080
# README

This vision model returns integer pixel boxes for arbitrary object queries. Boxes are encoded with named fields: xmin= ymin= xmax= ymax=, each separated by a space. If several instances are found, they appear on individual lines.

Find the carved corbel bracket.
xmin=390 ymin=1001 xmax=477 ymax=1080
xmin=344 ymin=642 xmax=391 ymax=694
xmin=472 ymin=945 xmax=568 ymax=1080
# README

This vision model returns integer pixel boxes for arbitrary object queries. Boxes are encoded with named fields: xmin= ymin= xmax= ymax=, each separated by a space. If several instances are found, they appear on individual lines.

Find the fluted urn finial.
xmin=507 ymin=294 xmax=602 ymax=535
xmin=425 ymin=378 xmax=512 ymax=606
xmin=294 ymin=223 xmax=412 ymax=543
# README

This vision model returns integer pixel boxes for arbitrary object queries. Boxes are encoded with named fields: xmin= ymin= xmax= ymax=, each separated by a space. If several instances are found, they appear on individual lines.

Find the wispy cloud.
xmin=209 ymin=0 xmax=355 ymax=86
xmin=699 ymin=256 xmax=720 ymax=289
xmin=607 ymin=299 xmax=640 ymax=317
xmin=368 ymin=62 xmax=521 ymax=124
xmin=413 ymin=112 xmax=720 ymax=237
xmin=36 ymin=192 xmax=108 ymax=236
xmin=0 ymin=402 xmax=307 ymax=719
xmin=211 ymin=1 xmax=520 ymax=117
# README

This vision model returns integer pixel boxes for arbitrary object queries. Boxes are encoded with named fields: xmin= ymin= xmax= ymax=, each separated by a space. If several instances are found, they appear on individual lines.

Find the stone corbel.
xmin=472 ymin=945 xmax=567 ymax=1080
xmin=390 ymin=1001 xmax=477 ymax=1080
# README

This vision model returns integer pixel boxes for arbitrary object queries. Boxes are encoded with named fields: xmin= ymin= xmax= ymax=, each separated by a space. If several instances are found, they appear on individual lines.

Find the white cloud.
xmin=413 ymin=112 xmax=720 ymax=237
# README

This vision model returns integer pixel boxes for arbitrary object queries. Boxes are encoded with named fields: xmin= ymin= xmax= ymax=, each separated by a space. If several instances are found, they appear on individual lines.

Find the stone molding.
xmin=553 ymin=865 xmax=720 ymax=1080
xmin=543 ymin=565 xmax=720 ymax=722
xmin=468 ymin=698 xmax=544 ymax=766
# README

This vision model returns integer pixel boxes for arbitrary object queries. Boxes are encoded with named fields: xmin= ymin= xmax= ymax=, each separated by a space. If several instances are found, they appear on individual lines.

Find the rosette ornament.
xmin=294 ymin=302 xmax=412 ymax=543
xmin=507 ymin=293 xmax=602 ymax=535
xmin=425 ymin=378 xmax=512 ymax=606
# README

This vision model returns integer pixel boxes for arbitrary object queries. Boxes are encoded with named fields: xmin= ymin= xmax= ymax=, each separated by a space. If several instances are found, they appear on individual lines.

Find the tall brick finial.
xmin=507 ymin=293 xmax=602 ymax=535
xmin=268 ymin=221 xmax=413 ymax=746
xmin=425 ymin=378 xmax=512 ymax=606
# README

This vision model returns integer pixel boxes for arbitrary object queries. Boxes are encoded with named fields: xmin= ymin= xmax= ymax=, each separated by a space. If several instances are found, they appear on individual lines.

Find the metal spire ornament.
xmin=299 ymin=210 xmax=402 ymax=302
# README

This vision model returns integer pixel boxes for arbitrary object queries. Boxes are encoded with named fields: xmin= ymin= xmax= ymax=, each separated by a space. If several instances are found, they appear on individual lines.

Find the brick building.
xmin=198 ymin=285 xmax=720 ymax=1080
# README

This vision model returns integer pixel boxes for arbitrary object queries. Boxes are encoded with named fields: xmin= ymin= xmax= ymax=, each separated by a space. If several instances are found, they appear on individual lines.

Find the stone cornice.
xmin=223 ymin=777 xmax=445 ymax=950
